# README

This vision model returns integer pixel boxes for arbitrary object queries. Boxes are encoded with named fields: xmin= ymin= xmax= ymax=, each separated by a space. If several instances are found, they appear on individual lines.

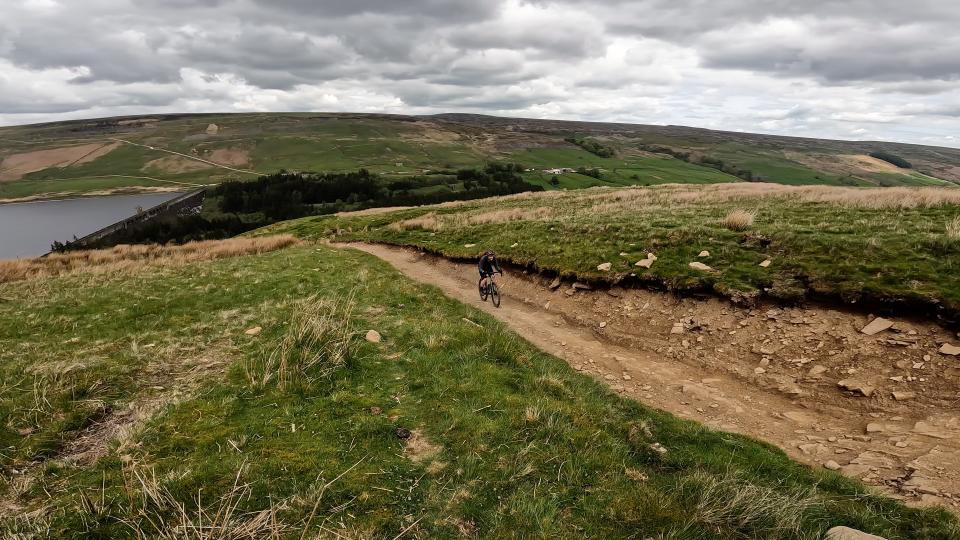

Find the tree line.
xmin=565 ymin=137 xmax=616 ymax=158
xmin=56 ymin=164 xmax=541 ymax=250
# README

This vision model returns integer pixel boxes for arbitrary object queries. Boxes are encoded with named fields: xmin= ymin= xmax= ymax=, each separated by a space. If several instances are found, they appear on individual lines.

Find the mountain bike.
xmin=479 ymin=273 xmax=502 ymax=308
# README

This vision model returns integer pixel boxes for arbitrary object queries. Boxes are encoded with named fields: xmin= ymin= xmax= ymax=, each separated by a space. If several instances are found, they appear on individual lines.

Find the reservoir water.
xmin=0 ymin=192 xmax=183 ymax=260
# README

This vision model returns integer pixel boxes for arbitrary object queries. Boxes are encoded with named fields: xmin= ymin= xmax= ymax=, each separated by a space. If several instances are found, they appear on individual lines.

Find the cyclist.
xmin=478 ymin=249 xmax=503 ymax=292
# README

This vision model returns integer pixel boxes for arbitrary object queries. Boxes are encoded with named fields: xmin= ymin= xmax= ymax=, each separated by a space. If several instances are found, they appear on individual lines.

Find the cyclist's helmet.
xmin=484 ymin=250 xmax=495 ymax=257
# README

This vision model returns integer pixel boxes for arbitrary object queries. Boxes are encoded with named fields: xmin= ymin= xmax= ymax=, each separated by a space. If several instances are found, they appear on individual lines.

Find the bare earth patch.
xmin=0 ymin=143 xmax=120 ymax=181
xmin=404 ymin=429 xmax=442 ymax=463
xmin=208 ymin=148 xmax=250 ymax=167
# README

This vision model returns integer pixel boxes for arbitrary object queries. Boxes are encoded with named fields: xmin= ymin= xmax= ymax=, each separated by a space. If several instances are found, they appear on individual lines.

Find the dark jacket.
xmin=478 ymin=253 xmax=502 ymax=275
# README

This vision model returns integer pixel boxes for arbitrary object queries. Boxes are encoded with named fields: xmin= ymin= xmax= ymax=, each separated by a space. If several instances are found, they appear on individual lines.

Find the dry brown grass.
xmin=390 ymin=212 xmax=443 ymax=232
xmin=947 ymin=216 xmax=960 ymax=239
xmin=463 ymin=207 xmax=552 ymax=225
xmin=534 ymin=182 xmax=960 ymax=212
xmin=0 ymin=235 xmax=299 ymax=284
xmin=119 ymin=466 xmax=290 ymax=539
xmin=580 ymin=183 xmax=960 ymax=209
xmin=390 ymin=207 xmax=552 ymax=232
xmin=721 ymin=209 xmax=755 ymax=231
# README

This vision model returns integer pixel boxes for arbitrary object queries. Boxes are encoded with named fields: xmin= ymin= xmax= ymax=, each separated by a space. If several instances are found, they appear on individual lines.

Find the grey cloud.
xmin=0 ymin=0 xmax=959 ymax=147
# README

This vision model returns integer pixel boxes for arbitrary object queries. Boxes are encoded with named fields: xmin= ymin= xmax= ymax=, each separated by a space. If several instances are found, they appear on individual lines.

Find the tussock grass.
xmin=947 ymin=216 xmax=960 ymax=239
xmin=677 ymin=470 xmax=819 ymax=537
xmin=0 ymin=235 xmax=298 ymax=284
xmin=246 ymin=292 xmax=358 ymax=390
xmin=118 ymin=466 xmax=289 ymax=539
xmin=463 ymin=207 xmax=553 ymax=226
xmin=389 ymin=211 xmax=443 ymax=232
xmin=722 ymin=209 xmax=756 ymax=231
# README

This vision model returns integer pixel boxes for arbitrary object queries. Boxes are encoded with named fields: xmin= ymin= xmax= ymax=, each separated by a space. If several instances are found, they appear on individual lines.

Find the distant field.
xmin=2 ymin=239 xmax=956 ymax=538
xmin=271 ymin=182 xmax=960 ymax=325
xmin=3 ymin=112 xmax=960 ymax=200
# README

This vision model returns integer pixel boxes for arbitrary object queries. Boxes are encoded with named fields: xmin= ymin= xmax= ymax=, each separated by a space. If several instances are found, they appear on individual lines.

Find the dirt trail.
xmin=342 ymin=242 xmax=960 ymax=510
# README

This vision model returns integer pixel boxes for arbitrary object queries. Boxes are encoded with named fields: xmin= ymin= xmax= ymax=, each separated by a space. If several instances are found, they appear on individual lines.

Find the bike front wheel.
xmin=490 ymin=282 xmax=501 ymax=308
xmin=479 ymin=278 xmax=489 ymax=301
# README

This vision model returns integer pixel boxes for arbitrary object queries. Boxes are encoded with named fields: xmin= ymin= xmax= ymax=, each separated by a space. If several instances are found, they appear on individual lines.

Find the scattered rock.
xmin=647 ymin=253 xmax=658 ymax=261
xmin=865 ymin=423 xmax=884 ymax=433
xmin=778 ymin=384 xmax=803 ymax=396
xmin=395 ymin=427 xmax=412 ymax=439
xmin=759 ymin=259 xmax=772 ymax=268
xmin=838 ymin=379 xmax=875 ymax=397
xmin=510 ymin=242 xmax=519 ymax=248
xmin=464 ymin=243 xmax=476 ymax=248
xmin=599 ymin=321 xmax=607 ymax=328
xmin=860 ymin=317 xmax=894 ymax=336
xmin=619 ymin=252 xmax=629 ymax=257
xmin=549 ymin=277 xmax=562 ymax=290
xmin=572 ymin=282 xmax=592 ymax=290
xmin=244 ymin=326 xmax=262 ymax=336
xmin=939 ymin=343 xmax=960 ymax=356
xmin=912 ymin=421 xmax=951 ymax=439
xmin=825 ymin=526 xmax=887 ymax=540
xmin=365 ymin=330 xmax=382 ymax=343
xmin=670 ymin=323 xmax=685 ymax=335
xmin=688 ymin=261 xmax=713 ymax=272
xmin=698 ymin=250 xmax=710 ymax=257
xmin=648 ymin=442 xmax=668 ymax=455
xmin=635 ymin=258 xmax=654 ymax=268
xmin=824 ymin=460 xmax=842 ymax=471
xmin=892 ymin=391 xmax=916 ymax=401
xmin=807 ymin=365 xmax=828 ymax=377
xmin=597 ymin=262 xmax=612 ymax=271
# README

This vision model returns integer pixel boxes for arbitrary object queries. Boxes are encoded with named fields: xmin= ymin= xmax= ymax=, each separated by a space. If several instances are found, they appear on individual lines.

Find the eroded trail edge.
xmin=340 ymin=242 xmax=960 ymax=511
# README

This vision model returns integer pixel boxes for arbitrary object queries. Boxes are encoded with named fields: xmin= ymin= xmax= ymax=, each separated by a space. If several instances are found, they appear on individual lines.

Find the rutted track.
xmin=340 ymin=241 xmax=960 ymax=511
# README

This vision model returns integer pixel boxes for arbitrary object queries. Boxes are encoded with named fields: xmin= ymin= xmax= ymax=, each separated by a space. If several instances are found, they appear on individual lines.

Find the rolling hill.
xmin=1 ymin=112 xmax=959 ymax=201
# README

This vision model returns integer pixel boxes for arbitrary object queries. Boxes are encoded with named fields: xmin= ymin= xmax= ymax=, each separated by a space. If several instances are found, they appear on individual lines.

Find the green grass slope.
xmin=269 ymin=182 xmax=960 ymax=326
xmin=1 ymin=243 xmax=956 ymax=538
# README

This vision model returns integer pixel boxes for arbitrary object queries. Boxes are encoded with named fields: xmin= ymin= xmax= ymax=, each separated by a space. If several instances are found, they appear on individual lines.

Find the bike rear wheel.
xmin=490 ymin=282 xmax=501 ymax=308
xmin=479 ymin=278 xmax=489 ymax=301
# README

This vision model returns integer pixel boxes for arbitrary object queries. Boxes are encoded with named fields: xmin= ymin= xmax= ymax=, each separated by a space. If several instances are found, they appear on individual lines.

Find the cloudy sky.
xmin=1 ymin=0 xmax=959 ymax=146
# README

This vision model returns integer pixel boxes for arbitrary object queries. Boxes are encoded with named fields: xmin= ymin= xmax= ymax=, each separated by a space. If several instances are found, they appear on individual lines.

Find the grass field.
xmin=2 ymin=239 xmax=957 ymax=538
xmin=269 ymin=182 xmax=960 ymax=325
xmin=513 ymin=147 xmax=737 ymax=189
